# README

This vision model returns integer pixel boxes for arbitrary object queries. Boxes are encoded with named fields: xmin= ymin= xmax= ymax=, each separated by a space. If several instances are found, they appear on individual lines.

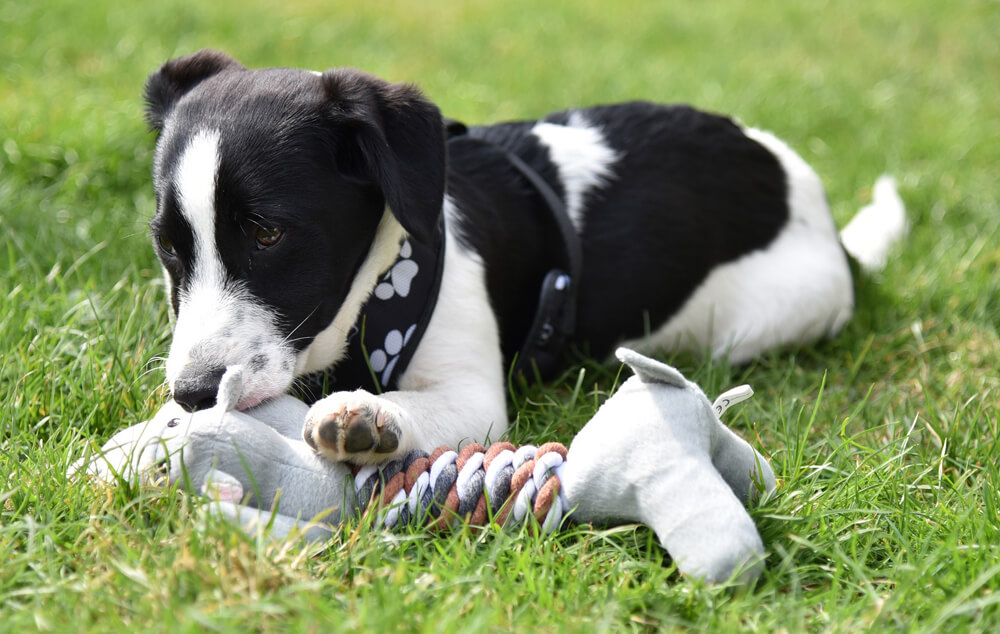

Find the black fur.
xmin=144 ymin=49 xmax=245 ymax=131
xmin=319 ymin=69 xmax=446 ymax=244
xmin=451 ymin=102 xmax=788 ymax=364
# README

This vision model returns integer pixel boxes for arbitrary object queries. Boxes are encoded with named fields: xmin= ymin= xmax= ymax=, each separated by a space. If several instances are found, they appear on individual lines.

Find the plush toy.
xmin=72 ymin=348 xmax=776 ymax=585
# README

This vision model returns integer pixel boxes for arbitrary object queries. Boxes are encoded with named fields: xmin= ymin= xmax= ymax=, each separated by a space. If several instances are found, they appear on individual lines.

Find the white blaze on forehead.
xmin=531 ymin=111 xmax=620 ymax=233
xmin=166 ymin=128 xmax=225 ymax=381
xmin=175 ymin=129 xmax=225 ymax=287
xmin=164 ymin=128 xmax=297 ymax=407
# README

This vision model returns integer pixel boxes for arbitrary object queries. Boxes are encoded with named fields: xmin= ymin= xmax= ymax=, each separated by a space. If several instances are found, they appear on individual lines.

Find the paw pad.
xmin=304 ymin=397 xmax=402 ymax=462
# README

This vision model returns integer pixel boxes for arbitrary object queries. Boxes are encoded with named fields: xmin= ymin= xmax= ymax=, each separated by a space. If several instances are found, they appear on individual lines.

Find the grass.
xmin=2 ymin=0 xmax=998 ymax=630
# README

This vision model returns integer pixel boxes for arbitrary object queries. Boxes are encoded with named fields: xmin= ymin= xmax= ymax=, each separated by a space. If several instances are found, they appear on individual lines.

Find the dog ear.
xmin=321 ymin=69 xmax=445 ymax=244
xmin=144 ymin=49 xmax=245 ymax=132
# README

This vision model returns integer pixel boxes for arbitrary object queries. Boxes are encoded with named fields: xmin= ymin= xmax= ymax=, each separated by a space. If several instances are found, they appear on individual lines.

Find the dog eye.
xmin=255 ymin=226 xmax=284 ymax=249
xmin=157 ymin=235 xmax=177 ymax=256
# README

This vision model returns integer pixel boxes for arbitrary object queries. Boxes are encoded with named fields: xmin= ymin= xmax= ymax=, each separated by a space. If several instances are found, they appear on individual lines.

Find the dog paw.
xmin=302 ymin=391 xmax=403 ymax=463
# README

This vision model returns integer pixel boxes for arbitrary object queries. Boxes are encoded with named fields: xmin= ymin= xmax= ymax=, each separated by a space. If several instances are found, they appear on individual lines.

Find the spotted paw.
xmin=303 ymin=390 xmax=403 ymax=463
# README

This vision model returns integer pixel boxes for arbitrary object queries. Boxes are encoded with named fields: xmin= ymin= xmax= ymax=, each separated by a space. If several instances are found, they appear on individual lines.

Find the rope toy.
xmin=71 ymin=348 xmax=777 ymax=585
xmin=352 ymin=441 xmax=570 ymax=533
xmin=350 ymin=382 xmax=754 ymax=534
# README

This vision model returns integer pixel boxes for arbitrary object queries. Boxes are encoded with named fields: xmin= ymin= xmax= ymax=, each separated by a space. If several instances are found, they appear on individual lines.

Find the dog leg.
xmin=303 ymin=234 xmax=509 ymax=463
xmin=301 ymin=374 xmax=507 ymax=464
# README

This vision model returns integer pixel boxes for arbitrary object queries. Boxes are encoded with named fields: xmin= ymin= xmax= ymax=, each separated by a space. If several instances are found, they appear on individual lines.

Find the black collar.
xmin=499 ymin=144 xmax=582 ymax=380
xmin=445 ymin=118 xmax=583 ymax=380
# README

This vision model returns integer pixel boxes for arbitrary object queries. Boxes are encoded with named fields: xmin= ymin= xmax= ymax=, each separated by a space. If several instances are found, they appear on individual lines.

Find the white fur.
xmin=531 ymin=111 xmax=620 ymax=232
xmin=626 ymin=128 xmax=855 ymax=362
xmin=306 ymin=197 xmax=508 ymax=459
xmin=165 ymin=130 xmax=296 ymax=410
xmin=294 ymin=211 xmax=407 ymax=375
xmin=839 ymin=176 xmax=907 ymax=271
xmin=160 ymin=264 xmax=176 ymax=323
xmin=175 ymin=130 xmax=225 ymax=290
xmin=743 ymin=128 xmax=840 ymax=235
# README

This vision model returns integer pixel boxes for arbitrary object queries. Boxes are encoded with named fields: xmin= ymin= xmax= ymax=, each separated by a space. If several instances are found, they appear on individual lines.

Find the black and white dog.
xmin=144 ymin=50 xmax=905 ymax=464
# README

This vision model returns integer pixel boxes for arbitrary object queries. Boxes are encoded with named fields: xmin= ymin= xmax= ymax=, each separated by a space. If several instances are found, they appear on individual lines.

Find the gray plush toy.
xmin=72 ymin=348 xmax=776 ymax=585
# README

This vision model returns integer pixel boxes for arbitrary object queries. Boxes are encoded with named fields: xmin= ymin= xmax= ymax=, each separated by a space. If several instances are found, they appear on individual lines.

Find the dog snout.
xmin=173 ymin=365 xmax=226 ymax=412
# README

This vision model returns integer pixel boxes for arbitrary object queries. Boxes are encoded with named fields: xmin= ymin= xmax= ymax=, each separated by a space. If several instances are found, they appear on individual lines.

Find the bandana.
xmin=295 ymin=219 xmax=446 ymax=402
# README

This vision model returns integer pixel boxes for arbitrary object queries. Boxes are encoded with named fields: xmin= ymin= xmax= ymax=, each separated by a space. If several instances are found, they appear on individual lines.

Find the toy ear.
xmin=144 ymin=49 xmax=245 ymax=132
xmin=320 ymin=69 xmax=445 ymax=244
xmin=615 ymin=347 xmax=688 ymax=387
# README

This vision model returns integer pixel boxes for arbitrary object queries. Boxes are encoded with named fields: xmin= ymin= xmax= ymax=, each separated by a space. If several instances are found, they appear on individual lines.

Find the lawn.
xmin=2 ymin=0 xmax=998 ymax=630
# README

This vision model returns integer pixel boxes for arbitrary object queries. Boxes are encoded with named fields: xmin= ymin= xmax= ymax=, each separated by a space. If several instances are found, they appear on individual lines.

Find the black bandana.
xmin=295 ymin=220 xmax=446 ymax=403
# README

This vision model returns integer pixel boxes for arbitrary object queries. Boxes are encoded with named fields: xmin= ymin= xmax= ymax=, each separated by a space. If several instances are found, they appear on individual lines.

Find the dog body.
xmin=145 ymin=51 xmax=903 ymax=464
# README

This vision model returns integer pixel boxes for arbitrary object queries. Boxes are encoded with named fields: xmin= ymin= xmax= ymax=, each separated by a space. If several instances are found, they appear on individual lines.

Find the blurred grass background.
xmin=2 ymin=0 xmax=998 ymax=630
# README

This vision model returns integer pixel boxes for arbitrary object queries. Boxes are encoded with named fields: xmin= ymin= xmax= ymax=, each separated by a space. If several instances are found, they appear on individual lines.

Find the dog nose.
xmin=173 ymin=365 xmax=226 ymax=412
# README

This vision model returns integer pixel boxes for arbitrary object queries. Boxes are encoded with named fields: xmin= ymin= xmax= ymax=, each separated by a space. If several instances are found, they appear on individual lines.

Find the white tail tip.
xmin=839 ymin=175 xmax=907 ymax=272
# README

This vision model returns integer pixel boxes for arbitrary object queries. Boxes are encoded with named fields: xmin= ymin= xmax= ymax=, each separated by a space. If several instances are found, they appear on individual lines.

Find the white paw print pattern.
xmin=374 ymin=240 xmax=419 ymax=300
xmin=367 ymin=239 xmax=422 ymax=386
xmin=369 ymin=324 xmax=418 ymax=385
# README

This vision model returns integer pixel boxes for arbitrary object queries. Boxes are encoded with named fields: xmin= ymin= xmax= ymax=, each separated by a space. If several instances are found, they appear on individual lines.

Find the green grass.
xmin=2 ymin=0 xmax=998 ymax=630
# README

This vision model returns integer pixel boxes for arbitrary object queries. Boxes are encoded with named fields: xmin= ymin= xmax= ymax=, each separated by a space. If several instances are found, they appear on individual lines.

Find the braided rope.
xmin=350 ymin=442 xmax=570 ymax=533
xmin=343 ymin=386 xmax=753 ymax=533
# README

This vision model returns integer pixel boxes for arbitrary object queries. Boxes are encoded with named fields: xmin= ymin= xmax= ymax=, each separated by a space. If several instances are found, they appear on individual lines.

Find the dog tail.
xmin=839 ymin=175 xmax=907 ymax=272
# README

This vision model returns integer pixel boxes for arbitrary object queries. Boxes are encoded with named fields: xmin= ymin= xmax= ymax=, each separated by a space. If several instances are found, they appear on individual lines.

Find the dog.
xmin=143 ymin=49 xmax=905 ymax=465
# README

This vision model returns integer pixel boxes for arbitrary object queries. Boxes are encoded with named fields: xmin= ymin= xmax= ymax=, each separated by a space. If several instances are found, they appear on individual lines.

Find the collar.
xmin=296 ymin=217 xmax=446 ymax=402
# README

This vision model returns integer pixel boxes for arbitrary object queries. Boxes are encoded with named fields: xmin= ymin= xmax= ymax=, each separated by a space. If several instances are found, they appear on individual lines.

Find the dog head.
xmin=144 ymin=50 xmax=445 ymax=411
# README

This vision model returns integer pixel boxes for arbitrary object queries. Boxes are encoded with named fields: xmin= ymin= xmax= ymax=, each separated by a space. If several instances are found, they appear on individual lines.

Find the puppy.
xmin=144 ymin=50 xmax=905 ymax=464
